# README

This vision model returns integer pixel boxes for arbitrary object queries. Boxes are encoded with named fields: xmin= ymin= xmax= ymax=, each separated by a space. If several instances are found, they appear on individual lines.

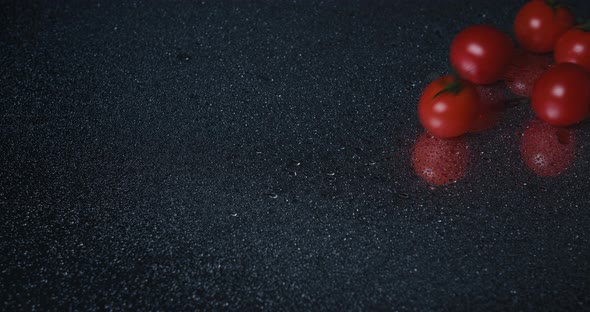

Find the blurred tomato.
xmin=418 ymin=75 xmax=479 ymax=138
xmin=531 ymin=63 xmax=590 ymax=126
xmin=554 ymin=27 xmax=590 ymax=73
xmin=514 ymin=0 xmax=574 ymax=53
xmin=450 ymin=25 xmax=514 ymax=84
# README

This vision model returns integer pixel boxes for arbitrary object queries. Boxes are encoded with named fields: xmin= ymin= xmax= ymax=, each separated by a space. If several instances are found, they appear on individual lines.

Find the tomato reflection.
xmin=470 ymin=83 xmax=506 ymax=133
xmin=503 ymin=50 xmax=553 ymax=98
xmin=411 ymin=132 xmax=471 ymax=185
xmin=520 ymin=119 xmax=576 ymax=177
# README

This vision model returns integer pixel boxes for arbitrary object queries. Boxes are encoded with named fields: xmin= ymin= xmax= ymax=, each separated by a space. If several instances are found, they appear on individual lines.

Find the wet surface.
xmin=1 ymin=0 xmax=590 ymax=310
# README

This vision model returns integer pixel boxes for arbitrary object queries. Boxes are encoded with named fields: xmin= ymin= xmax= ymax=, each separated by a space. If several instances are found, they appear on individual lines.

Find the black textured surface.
xmin=2 ymin=0 xmax=590 ymax=310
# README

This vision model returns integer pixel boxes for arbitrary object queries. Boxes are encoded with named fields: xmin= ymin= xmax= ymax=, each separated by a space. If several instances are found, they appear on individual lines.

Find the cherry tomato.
xmin=514 ymin=0 xmax=574 ymax=53
xmin=554 ymin=27 xmax=590 ymax=73
xmin=418 ymin=75 xmax=479 ymax=138
xmin=470 ymin=83 xmax=505 ymax=133
xmin=531 ymin=63 xmax=590 ymax=126
xmin=450 ymin=25 xmax=514 ymax=84
xmin=503 ymin=49 xmax=553 ymax=97
xmin=520 ymin=119 xmax=576 ymax=177
xmin=411 ymin=132 xmax=470 ymax=186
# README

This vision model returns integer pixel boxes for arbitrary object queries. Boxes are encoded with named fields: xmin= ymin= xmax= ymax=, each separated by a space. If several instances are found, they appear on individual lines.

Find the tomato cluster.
xmin=412 ymin=0 xmax=590 ymax=185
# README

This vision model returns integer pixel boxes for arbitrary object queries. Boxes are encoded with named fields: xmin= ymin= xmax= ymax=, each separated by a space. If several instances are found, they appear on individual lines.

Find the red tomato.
xmin=450 ymin=25 xmax=514 ymax=84
xmin=514 ymin=0 xmax=574 ymax=53
xmin=531 ymin=63 xmax=590 ymax=126
xmin=411 ymin=132 xmax=471 ymax=186
xmin=520 ymin=119 xmax=576 ymax=177
xmin=418 ymin=75 xmax=479 ymax=138
xmin=554 ymin=27 xmax=590 ymax=73
xmin=470 ymin=83 xmax=505 ymax=133
xmin=503 ymin=49 xmax=553 ymax=97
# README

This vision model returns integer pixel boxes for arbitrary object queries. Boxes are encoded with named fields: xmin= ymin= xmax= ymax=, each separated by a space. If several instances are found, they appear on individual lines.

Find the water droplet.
xmin=398 ymin=192 xmax=410 ymax=199
xmin=176 ymin=52 xmax=192 ymax=62
xmin=265 ymin=193 xmax=278 ymax=199
xmin=288 ymin=160 xmax=301 ymax=167
xmin=326 ymin=171 xmax=335 ymax=176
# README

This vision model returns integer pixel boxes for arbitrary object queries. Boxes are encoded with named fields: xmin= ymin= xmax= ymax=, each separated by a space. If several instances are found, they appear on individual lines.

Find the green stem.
xmin=578 ymin=21 xmax=590 ymax=32
xmin=544 ymin=0 xmax=564 ymax=11
xmin=545 ymin=0 xmax=557 ymax=6
xmin=433 ymin=73 xmax=463 ymax=99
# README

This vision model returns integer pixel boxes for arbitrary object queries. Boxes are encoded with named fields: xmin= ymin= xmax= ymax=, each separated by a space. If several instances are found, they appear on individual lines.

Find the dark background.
xmin=1 ymin=0 xmax=590 ymax=310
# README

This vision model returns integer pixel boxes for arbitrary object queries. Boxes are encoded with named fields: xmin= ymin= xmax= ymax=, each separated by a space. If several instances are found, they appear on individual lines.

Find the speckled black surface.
xmin=1 ymin=0 xmax=590 ymax=310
